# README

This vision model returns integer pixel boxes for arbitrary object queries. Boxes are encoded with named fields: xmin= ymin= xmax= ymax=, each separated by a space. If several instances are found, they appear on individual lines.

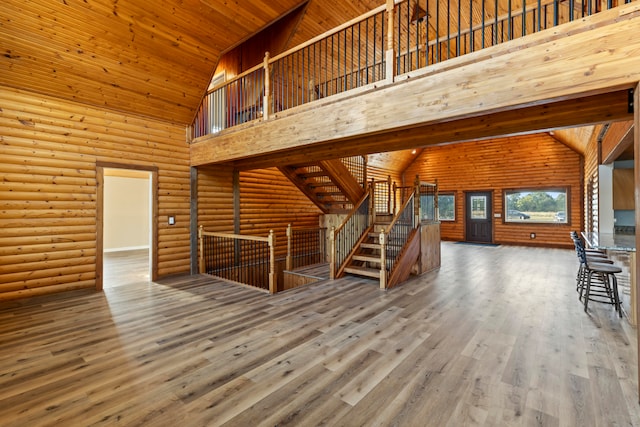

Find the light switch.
xmin=168 ymin=216 xmax=175 ymax=225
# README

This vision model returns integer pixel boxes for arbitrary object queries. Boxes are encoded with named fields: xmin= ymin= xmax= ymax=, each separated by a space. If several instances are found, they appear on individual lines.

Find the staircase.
xmin=332 ymin=179 xmax=433 ymax=289
xmin=282 ymin=157 xmax=434 ymax=289
xmin=278 ymin=158 xmax=366 ymax=214
xmin=342 ymin=214 xmax=392 ymax=280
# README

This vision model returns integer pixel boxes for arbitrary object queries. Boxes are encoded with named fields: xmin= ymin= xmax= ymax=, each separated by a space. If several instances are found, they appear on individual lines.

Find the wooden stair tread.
xmin=360 ymin=242 xmax=382 ymax=250
xmin=352 ymin=254 xmax=381 ymax=263
xmin=344 ymin=266 xmax=381 ymax=278
xmin=298 ymin=171 xmax=327 ymax=178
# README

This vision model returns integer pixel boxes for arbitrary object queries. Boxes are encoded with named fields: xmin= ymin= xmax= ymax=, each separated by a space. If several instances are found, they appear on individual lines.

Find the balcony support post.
xmin=385 ymin=0 xmax=395 ymax=83
xmin=263 ymin=51 xmax=270 ymax=120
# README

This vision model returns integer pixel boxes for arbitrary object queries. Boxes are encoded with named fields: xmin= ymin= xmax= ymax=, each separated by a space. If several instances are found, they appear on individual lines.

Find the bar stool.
xmin=570 ymin=232 xmax=613 ymax=292
xmin=573 ymin=239 xmax=622 ymax=316
xmin=571 ymin=231 xmax=607 ymax=257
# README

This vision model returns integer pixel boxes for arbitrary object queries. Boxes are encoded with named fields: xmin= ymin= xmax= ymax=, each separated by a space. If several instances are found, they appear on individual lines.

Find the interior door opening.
xmin=101 ymin=167 xmax=153 ymax=288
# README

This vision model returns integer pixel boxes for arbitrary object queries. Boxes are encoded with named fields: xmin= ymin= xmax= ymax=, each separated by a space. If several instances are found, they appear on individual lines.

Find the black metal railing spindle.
xmin=191 ymin=0 xmax=619 ymax=139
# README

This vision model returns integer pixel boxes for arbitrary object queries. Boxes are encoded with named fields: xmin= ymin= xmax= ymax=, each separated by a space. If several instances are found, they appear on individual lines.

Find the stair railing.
xmin=198 ymin=226 xmax=276 ymax=293
xmin=418 ymin=181 xmax=438 ymax=222
xmin=330 ymin=187 xmax=372 ymax=279
xmin=381 ymin=191 xmax=417 ymax=288
xmin=286 ymin=224 xmax=327 ymax=270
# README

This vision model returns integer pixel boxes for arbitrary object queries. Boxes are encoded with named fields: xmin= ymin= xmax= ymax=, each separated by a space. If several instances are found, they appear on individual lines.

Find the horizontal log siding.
xmin=196 ymin=165 xmax=235 ymax=233
xmin=0 ymin=86 xmax=190 ymax=300
xmin=240 ymin=168 xmax=322 ymax=258
xmin=404 ymin=134 xmax=582 ymax=247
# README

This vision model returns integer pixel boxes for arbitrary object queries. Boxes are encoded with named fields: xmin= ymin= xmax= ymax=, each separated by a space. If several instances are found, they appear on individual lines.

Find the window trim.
xmin=437 ymin=192 xmax=456 ymax=222
xmin=503 ymin=187 xmax=570 ymax=225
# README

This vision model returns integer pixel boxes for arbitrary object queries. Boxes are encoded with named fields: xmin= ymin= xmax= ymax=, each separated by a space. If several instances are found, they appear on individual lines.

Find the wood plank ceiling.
xmin=0 ymin=0 xmax=386 ymax=125
xmin=1 ymin=0 xmax=629 ymax=164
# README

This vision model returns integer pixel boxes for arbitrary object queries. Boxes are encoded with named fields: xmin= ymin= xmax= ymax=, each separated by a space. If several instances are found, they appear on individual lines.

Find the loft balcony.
xmin=190 ymin=0 xmax=639 ymax=169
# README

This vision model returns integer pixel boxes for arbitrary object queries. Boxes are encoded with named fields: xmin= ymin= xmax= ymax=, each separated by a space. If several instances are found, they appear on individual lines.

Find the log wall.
xmin=196 ymin=166 xmax=322 ymax=260
xmin=404 ymin=133 xmax=582 ymax=247
xmin=0 ymin=86 xmax=191 ymax=300
xmin=239 ymin=168 xmax=322 ymax=258
xmin=196 ymin=165 xmax=235 ymax=234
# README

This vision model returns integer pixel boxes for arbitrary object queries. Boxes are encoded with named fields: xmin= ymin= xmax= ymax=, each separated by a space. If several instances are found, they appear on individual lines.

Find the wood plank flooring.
xmin=1 ymin=242 xmax=639 ymax=426
xmin=103 ymin=249 xmax=150 ymax=288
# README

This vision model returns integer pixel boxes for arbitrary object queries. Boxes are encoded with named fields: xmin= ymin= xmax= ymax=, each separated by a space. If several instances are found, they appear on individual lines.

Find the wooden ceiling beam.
xmin=601 ymin=120 xmax=635 ymax=164
xmin=225 ymin=90 xmax=631 ymax=170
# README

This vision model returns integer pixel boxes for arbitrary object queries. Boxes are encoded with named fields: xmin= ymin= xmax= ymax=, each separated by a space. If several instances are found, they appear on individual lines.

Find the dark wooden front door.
xmin=465 ymin=192 xmax=493 ymax=243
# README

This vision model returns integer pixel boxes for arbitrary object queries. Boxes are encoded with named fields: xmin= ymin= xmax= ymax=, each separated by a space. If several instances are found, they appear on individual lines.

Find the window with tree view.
xmin=504 ymin=189 xmax=568 ymax=224
xmin=438 ymin=194 xmax=455 ymax=221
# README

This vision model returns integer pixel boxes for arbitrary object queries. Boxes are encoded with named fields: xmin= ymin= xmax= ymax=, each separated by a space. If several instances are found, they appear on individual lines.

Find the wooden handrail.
xmin=384 ymin=192 xmax=416 ymax=234
xmin=198 ymin=226 xmax=276 ymax=293
xmin=199 ymin=229 xmax=270 ymax=242
xmin=269 ymin=5 xmax=388 ymax=64
xmin=332 ymin=189 xmax=371 ymax=238
xmin=193 ymin=0 xmax=608 ymax=137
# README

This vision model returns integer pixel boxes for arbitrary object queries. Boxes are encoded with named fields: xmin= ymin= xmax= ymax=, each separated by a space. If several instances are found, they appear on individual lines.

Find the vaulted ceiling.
xmin=1 ymin=0 xmax=381 ymax=125
xmin=2 ymin=0 xmax=632 ymax=165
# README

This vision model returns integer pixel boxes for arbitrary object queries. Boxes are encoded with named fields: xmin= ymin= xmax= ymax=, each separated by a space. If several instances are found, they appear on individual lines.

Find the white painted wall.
xmin=104 ymin=175 xmax=150 ymax=251
xmin=598 ymin=164 xmax=614 ymax=234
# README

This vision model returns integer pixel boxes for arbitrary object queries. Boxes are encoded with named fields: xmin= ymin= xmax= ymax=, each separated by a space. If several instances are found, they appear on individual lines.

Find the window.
xmin=470 ymin=195 xmax=487 ymax=219
xmin=504 ymin=188 xmax=568 ymax=224
xmin=438 ymin=194 xmax=455 ymax=221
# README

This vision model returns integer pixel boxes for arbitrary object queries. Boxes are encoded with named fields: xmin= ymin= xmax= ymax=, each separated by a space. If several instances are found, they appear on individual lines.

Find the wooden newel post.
xmin=370 ymin=179 xmax=376 ymax=226
xmin=434 ymin=178 xmax=439 ymax=221
xmin=385 ymin=0 xmax=395 ymax=83
xmin=286 ymin=223 xmax=292 ymax=271
xmin=329 ymin=226 xmax=336 ymax=280
xmin=392 ymin=181 xmax=397 ymax=214
xmin=263 ymin=51 xmax=270 ymax=120
xmin=387 ymin=175 xmax=392 ymax=214
xmin=268 ymin=229 xmax=276 ymax=294
xmin=379 ymin=230 xmax=387 ymax=290
xmin=362 ymin=155 xmax=368 ymax=186
xmin=415 ymin=174 xmax=421 ymax=224
xmin=198 ymin=225 xmax=204 ymax=274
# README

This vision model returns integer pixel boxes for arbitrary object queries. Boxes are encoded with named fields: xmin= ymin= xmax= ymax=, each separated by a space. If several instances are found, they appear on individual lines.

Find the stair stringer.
xmin=277 ymin=165 xmax=331 ymax=213
xmin=386 ymin=227 xmax=421 ymax=289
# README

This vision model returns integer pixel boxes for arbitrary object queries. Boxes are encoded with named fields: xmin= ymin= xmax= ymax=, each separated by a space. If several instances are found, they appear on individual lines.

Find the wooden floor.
xmin=1 ymin=243 xmax=639 ymax=426
xmin=103 ymin=249 xmax=150 ymax=288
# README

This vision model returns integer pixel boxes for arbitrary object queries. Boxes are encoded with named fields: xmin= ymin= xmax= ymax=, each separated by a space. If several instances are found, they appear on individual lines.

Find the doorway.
xmin=96 ymin=162 xmax=158 ymax=290
xmin=465 ymin=191 xmax=493 ymax=243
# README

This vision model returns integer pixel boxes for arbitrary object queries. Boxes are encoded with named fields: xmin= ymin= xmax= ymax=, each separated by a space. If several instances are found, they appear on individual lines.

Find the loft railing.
xmin=190 ymin=0 xmax=629 ymax=139
xmin=330 ymin=189 xmax=372 ymax=278
xmin=198 ymin=226 xmax=276 ymax=293
xmin=271 ymin=7 xmax=387 ymax=112
xmin=286 ymin=224 xmax=327 ymax=270
xmin=193 ymin=67 xmax=265 ymax=138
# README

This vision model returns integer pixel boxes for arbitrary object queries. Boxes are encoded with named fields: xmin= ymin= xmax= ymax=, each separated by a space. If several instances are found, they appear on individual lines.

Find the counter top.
xmin=582 ymin=232 xmax=636 ymax=252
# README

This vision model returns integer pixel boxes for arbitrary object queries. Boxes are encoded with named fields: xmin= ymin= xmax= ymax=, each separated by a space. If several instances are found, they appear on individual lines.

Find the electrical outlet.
xmin=530 ymin=233 xmax=536 ymax=239
xmin=168 ymin=216 xmax=175 ymax=225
